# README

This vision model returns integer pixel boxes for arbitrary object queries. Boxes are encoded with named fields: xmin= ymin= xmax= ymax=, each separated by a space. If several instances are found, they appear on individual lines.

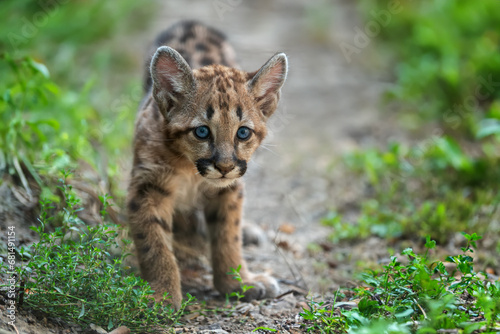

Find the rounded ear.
xmin=150 ymin=46 xmax=195 ymax=117
xmin=248 ymin=53 xmax=288 ymax=119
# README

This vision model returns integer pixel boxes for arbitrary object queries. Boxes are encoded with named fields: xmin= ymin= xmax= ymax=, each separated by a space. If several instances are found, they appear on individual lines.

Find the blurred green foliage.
xmin=358 ymin=0 xmax=500 ymax=134
xmin=324 ymin=0 xmax=500 ymax=251
xmin=326 ymin=137 xmax=500 ymax=250
xmin=0 ymin=0 xmax=155 ymax=191
xmin=0 ymin=55 xmax=82 ymax=195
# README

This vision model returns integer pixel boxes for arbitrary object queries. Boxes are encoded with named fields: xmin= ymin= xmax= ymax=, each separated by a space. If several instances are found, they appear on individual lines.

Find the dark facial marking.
xmin=236 ymin=159 xmax=247 ymax=176
xmin=236 ymin=106 xmax=243 ymax=121
xmin=206 ymin=105 xmax=215 ymax=120
xmin=220 ymin=99 xmax=229 ymax=111
xmin=195 ymin=158 xmax=213 ymax=176
xmin=141 ymin=246 xmax=151 ymax=254
xmin=135 ymin=233 xmax=146 ymax=240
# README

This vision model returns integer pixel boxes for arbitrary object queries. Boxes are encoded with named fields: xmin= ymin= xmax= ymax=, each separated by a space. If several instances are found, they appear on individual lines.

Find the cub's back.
xmin=143 ymin=21 xmax=238 ymax=92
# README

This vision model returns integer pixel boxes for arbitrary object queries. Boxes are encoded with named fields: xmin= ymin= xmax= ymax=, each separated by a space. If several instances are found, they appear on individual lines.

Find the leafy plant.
xmin=227 ymin=264 xmax=255 ymax=302
xmin=0 ymin=54 xmax=78 ymax=191
xmin=325 ymin=137 xmax=500 ymax=247
xmin=299 ymin=235 xmax=500 ymax=333
xmin=2 ymin=172 xmax=193 ymax=332
xmin=0 ymin=0 xmax=158 ymax=198
xmin=299 ymin=290 xmax=349 ymax=333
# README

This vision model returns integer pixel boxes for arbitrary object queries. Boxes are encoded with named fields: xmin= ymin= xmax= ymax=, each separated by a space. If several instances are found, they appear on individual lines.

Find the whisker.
xmin=249 ymin=158 xmax=263 ymax=168
xmin=260 ymin=145 xmax=280 ymax=157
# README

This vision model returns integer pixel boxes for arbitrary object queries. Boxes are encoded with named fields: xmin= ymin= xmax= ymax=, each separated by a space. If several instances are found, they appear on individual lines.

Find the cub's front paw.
xmin=240 ymin=274 xmax=280 ymax=301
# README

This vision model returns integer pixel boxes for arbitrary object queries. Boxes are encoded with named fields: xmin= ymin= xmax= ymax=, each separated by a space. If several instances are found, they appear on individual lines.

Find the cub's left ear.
xmin=249 ymin=53 xmax=288 ymax=119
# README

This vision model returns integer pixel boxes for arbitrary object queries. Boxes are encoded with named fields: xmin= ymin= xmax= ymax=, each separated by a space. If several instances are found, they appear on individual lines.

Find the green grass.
xmin=2 ymin=172 xmax=194 ymax=332
xmin=324 ymin=135 xmax=500 ymax=249
xmin=299 ymin=234 xmax=500 ymax=333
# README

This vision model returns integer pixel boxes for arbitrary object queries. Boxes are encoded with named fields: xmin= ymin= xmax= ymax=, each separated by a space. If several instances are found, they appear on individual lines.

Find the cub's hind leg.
xmin=127 ymin=179 xmax=182 ymax=310
xmin=205 ymin=182 xmax=279 ymax=300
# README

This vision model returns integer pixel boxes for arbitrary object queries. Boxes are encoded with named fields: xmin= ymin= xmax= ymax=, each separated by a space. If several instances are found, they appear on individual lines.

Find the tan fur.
xmin=127 ymin=21 xmax=287 ymax=309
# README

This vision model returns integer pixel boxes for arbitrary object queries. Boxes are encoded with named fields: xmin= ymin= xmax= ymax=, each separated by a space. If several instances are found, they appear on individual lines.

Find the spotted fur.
xmin=127 ymin=21 xmax=288 ymax=309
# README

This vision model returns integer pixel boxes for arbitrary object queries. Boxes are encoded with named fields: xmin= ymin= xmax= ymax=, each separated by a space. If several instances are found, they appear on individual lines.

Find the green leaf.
xmin=394 ymin=307 xmax=414 ymax=319
xmin=28 ymin=58 xmax=50 ymax=78
xmin=78 ymin=302 xmax=85 ymax=319
xmin=476 ymin=119 xmax=500 ymax=138
xmin=358 ymin=297 xmax=380 ymax=316
xmin=425 ymin=236 xmax=436 ymax=249
xmin=253 ymin=327 xmax=277 ymax=332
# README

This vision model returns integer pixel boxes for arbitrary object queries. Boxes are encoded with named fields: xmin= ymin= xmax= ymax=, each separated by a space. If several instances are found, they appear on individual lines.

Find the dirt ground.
xmin=1 ymin=0 xmax=410 ymax=333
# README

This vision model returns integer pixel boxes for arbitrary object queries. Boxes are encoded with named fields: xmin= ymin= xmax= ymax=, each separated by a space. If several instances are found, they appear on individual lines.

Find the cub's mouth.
xmin=195 ymin=158 xmax=247 ymax=180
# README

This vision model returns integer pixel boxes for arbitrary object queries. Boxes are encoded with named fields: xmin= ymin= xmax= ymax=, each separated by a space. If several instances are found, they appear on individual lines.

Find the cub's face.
xmin=150 ymin=47 xmax=287 ymax=187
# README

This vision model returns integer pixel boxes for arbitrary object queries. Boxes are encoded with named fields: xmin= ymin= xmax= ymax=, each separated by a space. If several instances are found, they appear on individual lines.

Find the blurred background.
xmin=1 ymin=0 xmax=500 ymax=323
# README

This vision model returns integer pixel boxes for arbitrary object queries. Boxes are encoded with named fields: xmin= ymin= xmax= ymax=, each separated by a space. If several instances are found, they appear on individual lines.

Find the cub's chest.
xmin=170 ymin=171 xmax=212 ymax=213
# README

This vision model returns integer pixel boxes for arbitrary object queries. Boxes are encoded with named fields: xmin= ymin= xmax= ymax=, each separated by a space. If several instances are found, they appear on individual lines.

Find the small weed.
xmin=227 ymin=265 xmax=254 ymax=302
xmin=253 ymin=327 xmax=277 ymax=332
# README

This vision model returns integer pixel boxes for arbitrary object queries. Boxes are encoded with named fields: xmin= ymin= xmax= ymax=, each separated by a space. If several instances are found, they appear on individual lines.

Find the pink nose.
xmin=215 ymin=163 xmax=235 ymax=175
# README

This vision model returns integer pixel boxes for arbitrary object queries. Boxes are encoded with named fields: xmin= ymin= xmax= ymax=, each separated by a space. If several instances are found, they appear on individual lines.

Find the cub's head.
xmin=150 ymin=46 xmax=287 ymax=187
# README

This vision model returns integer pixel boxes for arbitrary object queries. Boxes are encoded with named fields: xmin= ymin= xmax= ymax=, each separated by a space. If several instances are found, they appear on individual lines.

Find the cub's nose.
xmin=214 ymin=162 xmax=235 ymax=175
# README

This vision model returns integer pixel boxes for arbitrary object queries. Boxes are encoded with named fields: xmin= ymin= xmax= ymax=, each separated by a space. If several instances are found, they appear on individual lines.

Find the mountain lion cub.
xmin=127 ymin=21 xmax=288 ymax=309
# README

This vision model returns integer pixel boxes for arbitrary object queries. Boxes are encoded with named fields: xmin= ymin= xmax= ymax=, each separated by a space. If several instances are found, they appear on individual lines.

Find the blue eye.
xmin=237 ymin=126 xmax=251 ymax=140
xmin=194 ymin=126 xmax=210 ymax=139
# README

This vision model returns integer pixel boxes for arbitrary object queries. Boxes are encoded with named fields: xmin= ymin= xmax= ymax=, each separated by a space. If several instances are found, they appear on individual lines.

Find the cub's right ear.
xmin=248 ymin=52 xmax=288 ymax=120
xmin=150 ymin=46 xmax=195 ymax=118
